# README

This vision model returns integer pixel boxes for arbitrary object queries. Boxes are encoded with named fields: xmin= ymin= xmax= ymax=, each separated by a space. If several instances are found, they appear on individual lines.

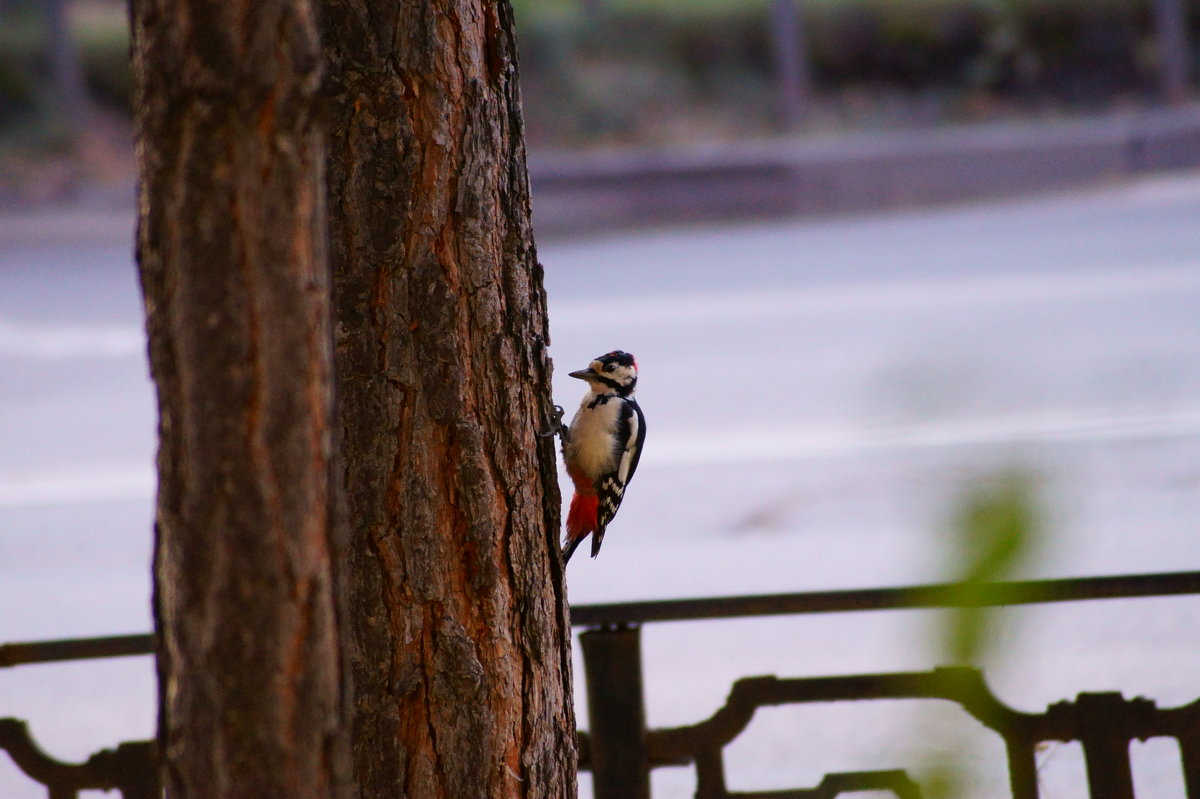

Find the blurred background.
xmin=4 ymin=0 xmax=1200 ymax=205
xmin=3 ymin=0 xmax=1200 ymax=797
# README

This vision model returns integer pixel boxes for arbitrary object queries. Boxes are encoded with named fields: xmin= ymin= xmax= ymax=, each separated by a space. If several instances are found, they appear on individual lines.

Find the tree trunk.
xmin=321 ymin=1 xmax=577 ymax=797
xmin=131 ymin=1 xmax=351 ymax=796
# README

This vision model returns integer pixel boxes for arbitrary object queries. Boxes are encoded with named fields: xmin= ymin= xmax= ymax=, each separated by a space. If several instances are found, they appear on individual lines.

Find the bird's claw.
xmin=537 ymin=404 xmax=567 ymax=439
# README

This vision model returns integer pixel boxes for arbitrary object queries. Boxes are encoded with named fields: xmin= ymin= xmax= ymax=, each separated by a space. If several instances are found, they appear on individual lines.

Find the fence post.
xmin=43 ymin=0 xmax=93 ymax=127
xmin=769 ymin=0 xmax=813 ymax=128
xmin=580 ymin=626 xmax=651 ymax=799
xmin=1153 ymin=0 xmax=1191 ymax=104
xmin=1004 ymin=737 xmax=1040 ymax=799
xmin=1177 ymin=727 xmax=1200 ymax=798
xmin=1076 ymin=694 xmax=1137 ymax=799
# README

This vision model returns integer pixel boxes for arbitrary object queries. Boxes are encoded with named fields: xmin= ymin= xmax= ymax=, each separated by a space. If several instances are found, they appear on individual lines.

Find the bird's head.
xmin=569 ymin=350 xmax=638 ymax=396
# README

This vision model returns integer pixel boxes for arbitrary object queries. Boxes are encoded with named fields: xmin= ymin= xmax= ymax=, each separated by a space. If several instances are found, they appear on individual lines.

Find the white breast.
xmin=565 ymin=394 xmax=623 ymax=481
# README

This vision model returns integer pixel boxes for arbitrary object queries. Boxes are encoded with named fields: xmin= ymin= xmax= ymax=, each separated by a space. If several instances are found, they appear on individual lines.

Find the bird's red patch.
xmin=567 ymin=493 xmax=599 ymax=540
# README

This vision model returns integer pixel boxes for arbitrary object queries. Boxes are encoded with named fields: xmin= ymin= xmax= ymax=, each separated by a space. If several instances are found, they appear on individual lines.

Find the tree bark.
xmin=321 ymin=1 xmax=576 ymax=797
xmin=131 ymin=1 xmax=350 ymax=796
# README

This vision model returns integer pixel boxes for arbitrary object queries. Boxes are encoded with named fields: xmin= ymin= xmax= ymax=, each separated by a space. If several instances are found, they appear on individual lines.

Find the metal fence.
xmin=3 ymin=570 xmax=1199 ymax=799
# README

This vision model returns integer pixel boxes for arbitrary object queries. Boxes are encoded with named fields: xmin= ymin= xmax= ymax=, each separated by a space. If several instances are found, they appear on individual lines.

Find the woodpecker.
xmin=561 ymin=350 xmax=646 ymax=564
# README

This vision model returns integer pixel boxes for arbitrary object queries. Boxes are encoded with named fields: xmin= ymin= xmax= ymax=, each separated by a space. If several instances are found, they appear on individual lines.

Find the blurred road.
xmin=3 ymin=172 xmax=1200 ymax=797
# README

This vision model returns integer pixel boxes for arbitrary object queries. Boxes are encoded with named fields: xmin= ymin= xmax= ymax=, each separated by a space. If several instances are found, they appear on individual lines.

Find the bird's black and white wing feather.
xmin=592 ymin=398 xmax=646 ymax=557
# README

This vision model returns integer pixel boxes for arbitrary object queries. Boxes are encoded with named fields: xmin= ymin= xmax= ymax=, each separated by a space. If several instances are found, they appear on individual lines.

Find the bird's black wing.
xmin=622 ymin=398 xmax=646 ymax=488
xmin=591 ymin=398 xmax=646 ymax=558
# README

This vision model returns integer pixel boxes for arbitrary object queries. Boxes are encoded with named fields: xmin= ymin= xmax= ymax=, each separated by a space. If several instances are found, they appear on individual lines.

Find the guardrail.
xmin=4 ymin=570 xmax=1199 ymax=799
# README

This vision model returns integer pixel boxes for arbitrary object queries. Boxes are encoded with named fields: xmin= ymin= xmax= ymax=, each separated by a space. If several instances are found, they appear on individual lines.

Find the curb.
xmin=528 ymin=103 xmax=1200 ymax=234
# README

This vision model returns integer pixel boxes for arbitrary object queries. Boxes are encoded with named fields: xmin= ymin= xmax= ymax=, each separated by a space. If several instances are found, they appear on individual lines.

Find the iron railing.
xmin=3 ymin=569 xmax=1199 ymax=799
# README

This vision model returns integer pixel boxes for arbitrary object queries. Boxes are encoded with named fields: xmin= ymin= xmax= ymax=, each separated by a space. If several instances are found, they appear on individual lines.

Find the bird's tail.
xmin=562 ymin=535 xmax=585 ymax=565
xmin=563 ymin=492 xmax=598 ymax=565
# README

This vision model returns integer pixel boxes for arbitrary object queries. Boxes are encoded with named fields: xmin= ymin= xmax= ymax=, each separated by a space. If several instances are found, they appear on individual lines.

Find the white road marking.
xmin=0 ymin=320 xmax=144 ymax=359
xmin=648 ymin=405 xmax=1200 ymax=467
xmin=3 ymin=406 xmax=1198 ymax=507
xmin=0 ymin=467 xmax=154 ymax=509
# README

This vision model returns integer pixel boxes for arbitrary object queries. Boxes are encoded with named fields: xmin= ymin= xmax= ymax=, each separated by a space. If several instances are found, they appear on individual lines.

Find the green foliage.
xmin=924 ymin=469 xmax=1042 ymax=798
xmin=941 ymin=469 xmax=1040 ymax=663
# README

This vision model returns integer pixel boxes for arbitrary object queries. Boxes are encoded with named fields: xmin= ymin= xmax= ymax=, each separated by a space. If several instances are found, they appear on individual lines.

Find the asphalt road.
xmin=3 ymin=172 xmax=1200 ymax=797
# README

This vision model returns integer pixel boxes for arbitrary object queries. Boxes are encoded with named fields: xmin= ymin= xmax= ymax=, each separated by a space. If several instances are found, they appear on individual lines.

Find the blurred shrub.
xmin=0 ymin=7 xmax=44 ymax=125
xmin=805 ymin=0 xmax=993 ymax=88
xmin=72 ymin=0 xmax=133 ymax=111
xmin=517 ymin=0 xmax=1196 ymax=144
xmin=938 ymin=469 xmax=1041 ymax=665
xmin=923 ymin=469 xmax=1042 ymax=798
xmin=0 ymin=0 xmax=130 ymax=132
xmin=0 ymin=0 xmax=1195 ymax=144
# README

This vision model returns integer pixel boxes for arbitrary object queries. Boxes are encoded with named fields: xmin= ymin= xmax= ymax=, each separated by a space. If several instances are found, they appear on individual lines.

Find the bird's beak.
xmin=568 ymin=368 xmax=594 ymax=380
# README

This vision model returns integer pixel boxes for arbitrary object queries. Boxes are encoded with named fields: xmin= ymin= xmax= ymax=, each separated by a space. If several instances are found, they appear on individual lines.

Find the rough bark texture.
xmin=131 ymin=1 xmax=350 ymax=796
xmin=321 ymin=1 xmax=576 ymax=797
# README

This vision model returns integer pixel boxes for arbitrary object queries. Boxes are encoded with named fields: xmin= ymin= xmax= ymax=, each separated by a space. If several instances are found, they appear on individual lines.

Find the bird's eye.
xmin=604 ymin=363 xmax=615 ymax=372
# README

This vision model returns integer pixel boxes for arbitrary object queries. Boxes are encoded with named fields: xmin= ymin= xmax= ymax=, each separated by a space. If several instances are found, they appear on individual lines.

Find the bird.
xmin=560 ymin=350 xmax=646 ymax=564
